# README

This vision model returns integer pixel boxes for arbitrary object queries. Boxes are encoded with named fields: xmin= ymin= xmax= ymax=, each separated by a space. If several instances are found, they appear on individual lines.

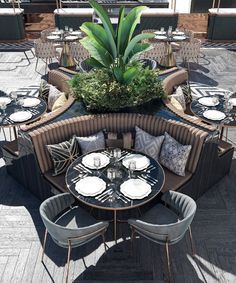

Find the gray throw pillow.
xmin=159 ymin=132 xmax=192 ymax=176
xmin=39 ymin=79 xmax=50 ymax=101
xmin=47 ymin=85 xmax=64 ymax=111
xmin=76 ymin=131 xmax=105 ymax=154
xmin=135 ymin=126 xmax=164 ymax=161
xmin=46 ymin=136 xmax=80 ymax=176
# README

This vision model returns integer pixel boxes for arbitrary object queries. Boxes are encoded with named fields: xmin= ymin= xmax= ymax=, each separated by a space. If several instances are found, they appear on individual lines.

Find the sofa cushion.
xmin=162 ymin=168 xmax=192 ymax=192
xmin=134 ymin=126 xmax=164 ymax=160
xmin=52 ymin=93 xmax=68 ymax=112
xmin=171 ymin=86 xmax=186 ymax=110
xmin=169 ymin=97 xmax=184 ymax=112
xmin=46 ymin=136 xmax=80 ymax=176
xmin=44 ymin=171 xmax=67 ymax=192
xmin=76 ymin=130 xmax=105 ymax=154
xmin=39 ymin=79 xmax=50 ymax=101
xmin=105 ymin=132 xmax=133 ymax=149
xmin=48 ymin=85 xmax=64 ymax=111
xmin=159 ymin=132 xmax=192 ymax=176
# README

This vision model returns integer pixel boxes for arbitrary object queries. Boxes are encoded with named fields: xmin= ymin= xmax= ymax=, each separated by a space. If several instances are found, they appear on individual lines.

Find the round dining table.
xmin=153 ymin=30 xmax=189 ymax=68
xmin=190 ymin=94 xmax=236 ymax=140
xmin=66 ymin=148 xmax=165 ymax=243
xmin=47 ymin=30 xmax=83 ymax=68
xmin=0 ymin=95 xmax=47 ymax=140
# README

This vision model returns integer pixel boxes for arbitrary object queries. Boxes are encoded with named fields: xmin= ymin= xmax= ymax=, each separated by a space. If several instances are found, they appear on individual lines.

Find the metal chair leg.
xmin=165 ymin=241 xmax=171 ymax=283
xmin=35 ymin=57 xmax=39 ymax=71
xmin=130 ymin=226 xmax=135 ymax=255
xmin=41 ymin=229 xmax=48 ymax=262
xmin=45 ymin=59 xmax=48 ymax=74
xmin=188 ymin=225 xmax=195 ymax=257
xmin=102 ymin=233 xmax=107 ymax=253
xmin=66 ymin=240 xmax=72 ymax=283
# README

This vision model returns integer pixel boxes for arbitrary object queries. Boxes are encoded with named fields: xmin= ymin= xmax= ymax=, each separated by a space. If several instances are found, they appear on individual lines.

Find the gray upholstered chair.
xmin=128 ymin=191 xmax=196 ymax=281
xmin=40 ymin=193 xmax=109 ymax=283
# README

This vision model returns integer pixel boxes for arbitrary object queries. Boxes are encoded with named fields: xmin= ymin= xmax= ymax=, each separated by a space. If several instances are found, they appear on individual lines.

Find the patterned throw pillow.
xmin=38 ymin=79 xmax=50 ymax=101
xmin=171 ymin=86 xmax=186 ymax=111
xmin=180 ymin=83 xmax=192 ymax=104
xmin=159 ymin=132 xmax=192 ymax=176
xmin=48 ymin=85 xmax=64 ymax=111
xmin=76 ymin=131 xmax=105 ymax=154
xmin=135 ymin=126 xmax=164 ymax=161
xmin=46 ymin=136 xmax=80 ymax=176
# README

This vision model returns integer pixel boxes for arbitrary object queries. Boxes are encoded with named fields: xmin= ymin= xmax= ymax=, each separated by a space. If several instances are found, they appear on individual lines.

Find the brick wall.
xmin=177 ymin=13 xmax=208 ymax=33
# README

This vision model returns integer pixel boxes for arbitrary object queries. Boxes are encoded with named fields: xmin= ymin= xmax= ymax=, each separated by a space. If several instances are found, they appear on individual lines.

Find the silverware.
xmin=76 ymin=164 xmax=92 ymax=174
xmin=117 ymin=152 xmax=129 ymax=162
xmin=137 ymin=176 xmax=154 ymax=186
xmin=95 ymin=188 xmax=112 ymax=200
xmin=116 ymin=193 xmax=128 ymax=204
xmin=100 ymin=191 xmax=113 ymax=202
xmin=116 ymin=191 xmax=130 ymax=202
xmin=141 ymin=174 xmax=158 ymax=183
xmin=71 ymin=173 xmax=87 ymax=183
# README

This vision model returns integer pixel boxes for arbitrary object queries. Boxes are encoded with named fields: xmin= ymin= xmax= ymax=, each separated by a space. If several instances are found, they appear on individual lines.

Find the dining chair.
xmin=138 ymin=42 xmax=166 ymax=65
xmin=40 ymin=27 xmax=55 ymax=42
xmin=40 ymin=193 xmax=109 ymax=283
xmin=34 ymin=38 xmax=58 ymax=74
xmin=69 ymin=42 xmax=90 ymax=64
xmin=128 ymin=190 xmax=197 ymax=282
xmin=178 ymin=38 xmax=201 ymax=72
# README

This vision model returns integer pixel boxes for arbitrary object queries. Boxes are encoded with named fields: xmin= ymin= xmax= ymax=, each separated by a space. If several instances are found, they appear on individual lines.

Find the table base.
xmin=59 ymin=42 xmax=76 ymax=68
xmin=160 ymin=42 xmax=176 ymax=68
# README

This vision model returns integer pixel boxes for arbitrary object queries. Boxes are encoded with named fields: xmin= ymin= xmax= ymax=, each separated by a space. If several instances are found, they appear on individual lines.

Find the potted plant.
xmin=70 ymin=0 xmax=165 ymax=111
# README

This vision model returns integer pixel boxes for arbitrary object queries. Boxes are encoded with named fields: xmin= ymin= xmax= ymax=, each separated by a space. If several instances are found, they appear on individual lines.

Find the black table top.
xmin=191 ymin=94 xmax=236 ymax=127
xmin=0 ymin=95 xmax=47 ymax=127
xmin=151 ymin=31 xmax=189 ymax=43
xmin=66 ymin=149 xmax=165 ymax=211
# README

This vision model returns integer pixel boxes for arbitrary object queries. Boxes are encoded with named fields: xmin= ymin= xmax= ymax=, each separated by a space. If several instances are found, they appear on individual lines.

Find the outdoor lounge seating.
xmin=8 ymin=112 xmax=232 ymax=201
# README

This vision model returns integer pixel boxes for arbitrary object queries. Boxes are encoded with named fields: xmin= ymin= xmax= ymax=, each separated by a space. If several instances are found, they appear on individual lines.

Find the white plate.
xmin=120 ymin=178 xmax=151 ymax=199
xmin=75 ymin=176 xmax=106 ymax=197
xmin=229 ymin=98 xmax=236 ymax=106
xmin=122 ymin=154 xmax=150 ymax=171
xmin=69 ymin=31 xmax=82 ymax=36
xmin=47 ymin=35 xmax=60 ymax=40
xmin=203 ymin=110 xmax=226 ymax=121
xmin=22 ymin=98 xmax=41 ymax=107
xmin=173 ymin=35 xmax=186 ymax=40
xmin=198 ymin=97 xmax=219 ymax=107
xmin=82 ymin=153 xmax=110 ymax=169
xmin=172 ymin=31 xmax=185 ymax=35
xmin=0 ymin=97 xmax=11 ymax=105
xmin=51 ymin=31 xmax=62 ymax=35
xmin=65 ymin=35 xmax=79 ymax=40
xmin=155 ymin=35 xmax=167 ymax=40
xmin=9 ymin=111 xmax=32 ymax=122
xmin=154 ymin=31 xmax=166 ymax=35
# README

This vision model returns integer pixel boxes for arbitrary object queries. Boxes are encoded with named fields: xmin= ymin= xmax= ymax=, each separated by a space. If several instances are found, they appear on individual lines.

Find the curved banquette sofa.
xmin=9 ymin=113 xmax=233 ymax=202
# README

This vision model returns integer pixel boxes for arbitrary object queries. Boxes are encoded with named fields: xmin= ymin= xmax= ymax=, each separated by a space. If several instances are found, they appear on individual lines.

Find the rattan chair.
xmin=69 ymin=42 xmax=90 ymax=64
xmin=128 ymin=191 xmax=197 ymax=281
xmin=138 ymin=42 xmax=166 ymax=64
xmin=179 ymin=38 xmax=201 ymax=72
xmin=40 ymin=193 xmax=109 ymax=283
xmin=40 ymin=27 xmax=55 ymax=42
xmin=34 ymin=38 xmax=58 ymax=74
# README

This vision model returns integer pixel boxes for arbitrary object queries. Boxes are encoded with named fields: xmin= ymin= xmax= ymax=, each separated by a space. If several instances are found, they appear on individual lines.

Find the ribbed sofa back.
xmin=29 ymin=113 xmax=208 ymax=175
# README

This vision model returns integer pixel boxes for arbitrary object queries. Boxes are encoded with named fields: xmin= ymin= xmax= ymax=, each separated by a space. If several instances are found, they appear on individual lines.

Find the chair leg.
xmin=188 ymin=225 xmax=195 ymax=257
xmin=45 ymin=59 xmax=48 ymax=74
xmin=66 ymin=240 xmax=72 ymax=283
xmin=165 ymin=241 xmax=171 ymax=283
xmin=130 ymin=226 xmax=135 ymax=255
xmin=102 ymin=233 xmax=107 ymax=253
xmin=35 ymin=57 xmax=39 ymax=71
xmin=41 ymin=229 xmax=48 ymax=262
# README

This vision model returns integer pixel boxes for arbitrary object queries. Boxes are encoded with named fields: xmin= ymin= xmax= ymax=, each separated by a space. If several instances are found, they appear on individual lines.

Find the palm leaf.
xmin=116 ymin=6 xmax=125 ymax=55
xmin=123 ymin=66 xmax=139 ymax=84
xmin=85 ymin=57 xmax=105 ymax=68
xmin=128 ymin=43 xmax=153 ymax=61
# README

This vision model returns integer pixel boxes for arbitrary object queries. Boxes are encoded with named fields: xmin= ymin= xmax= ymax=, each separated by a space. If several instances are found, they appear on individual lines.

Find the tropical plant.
xmin=80 ymin=0 xmax=155 ymax=84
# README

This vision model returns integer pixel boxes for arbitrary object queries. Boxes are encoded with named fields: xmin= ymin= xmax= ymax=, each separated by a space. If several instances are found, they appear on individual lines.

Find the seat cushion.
xmin=44 ymin=171 xmax=67 ymax=192
xmin=162 ymin=168 xmax=192 ymax=192
xmin=76 ymin=130 xmax=105 ymax=154
xmin=140 ymin=203 xmax=179 ymax=225
xmin=55 ymin=206 xmax=97 ymax=229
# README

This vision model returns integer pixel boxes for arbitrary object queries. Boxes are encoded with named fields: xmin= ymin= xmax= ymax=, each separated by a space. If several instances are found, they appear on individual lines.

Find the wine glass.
xmin=93 ymin=156 xmax=101 ymax=176
xmin=224 ymin=101 xmax=233 ymax=113
xmin=107 ymin=168 xmax=116 ymax=202
xmin=160 ymin=27 xmax=164 ymax=32
xmin=17 ymin=98 xmax=24 ymax=109
xmin=212 ymin=96 xmax=219 ymax=106
xmin=10 ymin=91 xmax=17 ymax=104
xmin=224 ymin=91 xmax=232 ymax=102
xmin=69 ymin=27 xmax=73 ymax=33
xmin=65 ymin=26 xmax=69 ymax=32
xmin=0 ymin=101 xmax=7 ymax=116
xmin=128 ymin=160 xmax=136 ymax=178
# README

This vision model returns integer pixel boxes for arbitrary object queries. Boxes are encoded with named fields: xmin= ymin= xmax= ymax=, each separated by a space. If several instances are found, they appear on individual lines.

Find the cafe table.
xmin=66 ymin=149 xmax=165 ymax=243
xmin=153 ymin=30 xmax=189 ymax=67
xmin=190 ymin=93 xmax=236 ymax=140
xmin=47 ymin=30 xmax=83 ymax=68
xmin=0 ymin=95 xmax=47 ymax=140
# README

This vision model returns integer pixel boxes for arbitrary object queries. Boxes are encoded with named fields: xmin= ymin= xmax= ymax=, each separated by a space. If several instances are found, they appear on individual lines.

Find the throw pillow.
xmin=52 ymin=93 xmax=68 ymax=112
xmin=180 ymin=83 xmax=192 ymax=104
xmin=135 ymin=126 xmax=164 ymax=161
xmin=48 ymin=85 xmax=63 ymax=111
xmin=38 ymin=79 xmax=50 ymax=101
xmin=76 ymin=131 xmax=105 ymax=154
xmin=170 ymin=97 xmax=184 ymax=112
xmin=46 ymin=136 xmax=80 ymax=176
xmin=159 ymin=132 xmax=192 ymax=176
xmin=171 ymin=86 xmax=186 ymax=111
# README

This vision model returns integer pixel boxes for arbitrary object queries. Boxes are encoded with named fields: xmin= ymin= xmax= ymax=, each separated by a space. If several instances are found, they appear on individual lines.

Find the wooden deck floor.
xmin=0 ymin=47 xmax=236 ymax=283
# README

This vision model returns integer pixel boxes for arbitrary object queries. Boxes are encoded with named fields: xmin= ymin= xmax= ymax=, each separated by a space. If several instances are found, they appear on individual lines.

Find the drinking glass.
xmin=128 ymin=160 xmax=136 ymax=178
xmin=212 ymin=96 xmax=219 ymax=106
xmin=160 ymin=27 xmax=164 ymax=32
xmin=0 ymin=101 xmax=7 ymax=115
xmin=17 ymin=98 xmax=24 ymax=109
xmin=10 ymin=91 xmax=17 ymax=104
xmin=65 ymin=26 xmax=69 ymax=32
xmin=224 ymin=91 xmax=232 ymax=102
xmin=55 ymin=27 xmax=59 ymax=32
xmin=93 ymin=156 xmax=101 ymax=175
xmin=69 ymin=27 xmax=73 ymax=33
xmin=113 ymin=148 xmax=121 ymax=160
xmin=224 ymin=101 xmax=233 ymax=113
